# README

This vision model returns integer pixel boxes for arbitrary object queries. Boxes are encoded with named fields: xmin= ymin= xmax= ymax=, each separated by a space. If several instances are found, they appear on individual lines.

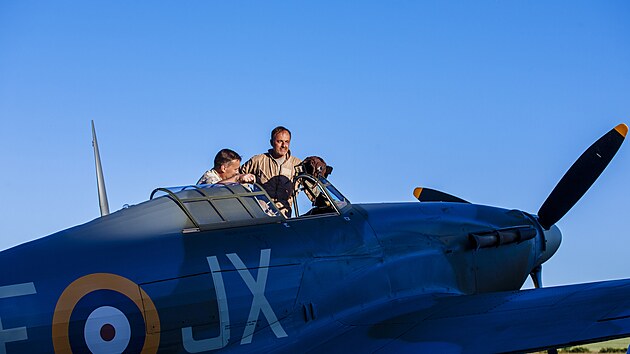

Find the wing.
xmin=308 ymin=279 xmax=630 ymax=353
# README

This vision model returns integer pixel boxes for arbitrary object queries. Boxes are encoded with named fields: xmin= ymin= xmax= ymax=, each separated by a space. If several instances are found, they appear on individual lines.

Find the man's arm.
xmin=218 ymin=173 xmax=255 ymax=184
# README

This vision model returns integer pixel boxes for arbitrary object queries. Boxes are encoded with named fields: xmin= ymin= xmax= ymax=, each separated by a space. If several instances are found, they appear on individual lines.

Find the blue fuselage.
xmin=0 ymin=200 xmax=553 ymax=353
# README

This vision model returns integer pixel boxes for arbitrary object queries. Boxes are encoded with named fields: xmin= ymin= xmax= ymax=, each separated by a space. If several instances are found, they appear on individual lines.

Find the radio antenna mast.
xmin=91 ymin=120 xmax=110 ymax=216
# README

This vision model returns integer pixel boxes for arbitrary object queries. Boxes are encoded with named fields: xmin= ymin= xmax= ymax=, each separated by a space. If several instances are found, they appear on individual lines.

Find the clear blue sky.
xmin=0 ymin=1 xmax=628 ymax=287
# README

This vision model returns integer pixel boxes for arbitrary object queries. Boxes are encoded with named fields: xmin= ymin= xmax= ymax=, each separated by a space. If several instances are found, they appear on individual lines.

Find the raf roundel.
xmin=52 ymin=273 xmax=160 ymax=354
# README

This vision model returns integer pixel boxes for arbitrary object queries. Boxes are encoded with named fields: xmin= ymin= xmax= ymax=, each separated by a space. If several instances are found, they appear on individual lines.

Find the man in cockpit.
xmin=240 ymin=126 xmax=302 ymax=217
xmin=197 ymin=149 xmax=255 ymax=185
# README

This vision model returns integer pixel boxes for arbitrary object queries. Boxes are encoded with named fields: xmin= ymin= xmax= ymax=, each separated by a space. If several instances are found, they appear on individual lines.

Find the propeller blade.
xmin=537 ymin=123 xmax=627 ymax=229
xmin=413 ymin=187 xmax=470 ymax=203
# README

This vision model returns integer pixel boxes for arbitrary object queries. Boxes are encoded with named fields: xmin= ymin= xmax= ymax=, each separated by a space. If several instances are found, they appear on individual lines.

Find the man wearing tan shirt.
xmin=240 ymin=126 xmax=302 ymax=217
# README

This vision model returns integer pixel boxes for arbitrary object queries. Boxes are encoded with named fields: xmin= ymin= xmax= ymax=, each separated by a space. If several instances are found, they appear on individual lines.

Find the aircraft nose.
xmin=539 ymin=224 xmax=562 ymax=265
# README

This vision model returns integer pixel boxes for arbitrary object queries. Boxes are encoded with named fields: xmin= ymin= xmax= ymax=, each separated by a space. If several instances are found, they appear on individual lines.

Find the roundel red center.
xmin=100 ymin=324 xmax=116 ymax=342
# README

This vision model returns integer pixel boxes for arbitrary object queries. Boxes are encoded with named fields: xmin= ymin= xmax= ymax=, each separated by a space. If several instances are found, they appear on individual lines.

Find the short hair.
xmin=270 ymin=126 xmax=291 ymax=140
xmin=214 ymin=148 xmax=241 ymax=170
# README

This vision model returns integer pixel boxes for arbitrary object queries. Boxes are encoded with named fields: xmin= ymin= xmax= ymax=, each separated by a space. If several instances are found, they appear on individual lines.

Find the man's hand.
xmin=237 ymin=173 xmax=256 ymax=183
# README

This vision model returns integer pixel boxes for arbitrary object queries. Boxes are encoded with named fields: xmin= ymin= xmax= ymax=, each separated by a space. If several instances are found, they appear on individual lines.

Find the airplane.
xmin=0 ymin=122 xmax=628 ymax=353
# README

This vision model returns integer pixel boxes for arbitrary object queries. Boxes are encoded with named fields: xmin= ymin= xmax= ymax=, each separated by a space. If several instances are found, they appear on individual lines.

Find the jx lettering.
xmin=182 ymin=249 xmax=287 ymax=353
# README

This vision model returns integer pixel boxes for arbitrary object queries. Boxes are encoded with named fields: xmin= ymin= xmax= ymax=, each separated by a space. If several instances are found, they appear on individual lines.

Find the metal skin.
xmin=0 ymin=186 xmax=561 ymax=354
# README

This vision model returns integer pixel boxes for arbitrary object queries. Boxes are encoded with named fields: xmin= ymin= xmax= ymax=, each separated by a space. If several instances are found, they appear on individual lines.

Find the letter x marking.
xmin=226 ymin=249 xmax=287 ymax=344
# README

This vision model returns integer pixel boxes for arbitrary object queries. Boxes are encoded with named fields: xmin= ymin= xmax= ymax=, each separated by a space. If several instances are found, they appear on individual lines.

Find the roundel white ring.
xmin=84 ymin=306 xmax=132 ymax=354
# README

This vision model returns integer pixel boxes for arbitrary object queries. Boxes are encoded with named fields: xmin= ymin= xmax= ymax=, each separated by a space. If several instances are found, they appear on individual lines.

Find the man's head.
xmin=214 ymin=148 xmax=242 ymax=179
xmin=270 ymin=126 xmax=291 ymax=159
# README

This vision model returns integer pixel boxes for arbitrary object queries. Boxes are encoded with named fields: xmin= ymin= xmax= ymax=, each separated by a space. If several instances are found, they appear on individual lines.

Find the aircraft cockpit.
xmin=148 ymin=176 xmax=351 ymax=233
xmin=150 ymin=183 xmax=284 ymax=233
